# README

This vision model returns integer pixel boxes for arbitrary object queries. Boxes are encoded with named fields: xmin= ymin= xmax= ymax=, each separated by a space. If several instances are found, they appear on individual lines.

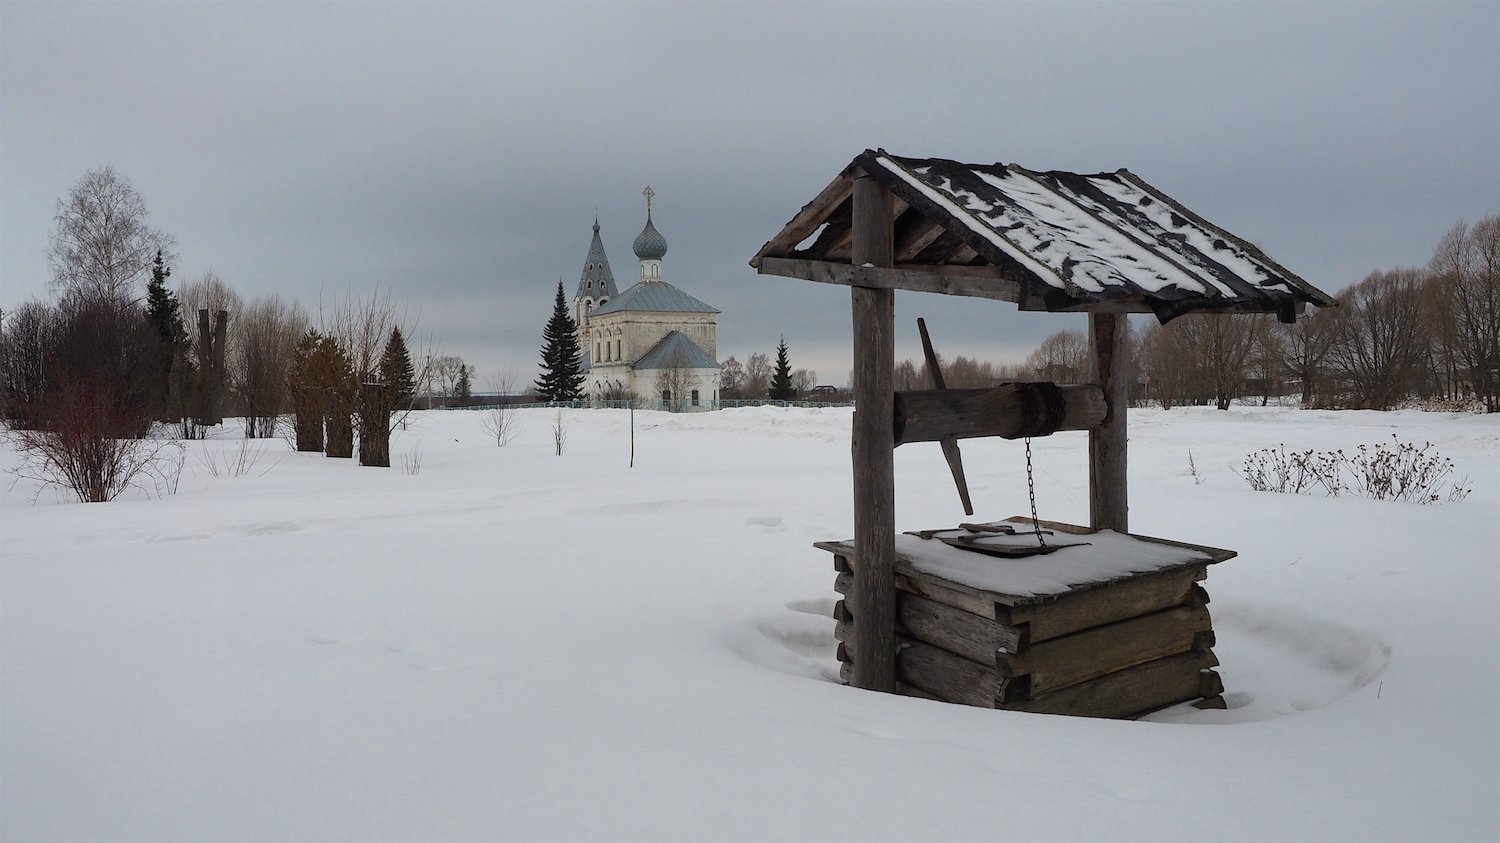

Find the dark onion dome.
xmin=632 ymin=213 xmax=668 ymax=261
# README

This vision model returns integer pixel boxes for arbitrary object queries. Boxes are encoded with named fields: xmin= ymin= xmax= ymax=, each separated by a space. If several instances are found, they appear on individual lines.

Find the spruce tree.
xmin=455 ymin=364 xmax=472 ymax=406
xmin=534 ymin=280 xmax=584 ymax=402
xmin=288 ymin=329 xmax=325 ymax=452
xmin=143 ymin=249 xmax=186 ymax=420
xmin=769 ymin=335 xmax=796 ymax=400
xmin=379 ymin=326 xmax=416 ymax=410
xmin=319 ymin=337 xmax=358 ymax=459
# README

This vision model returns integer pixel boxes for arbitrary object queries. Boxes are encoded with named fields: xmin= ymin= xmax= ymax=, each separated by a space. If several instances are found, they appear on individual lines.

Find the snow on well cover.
xmin=893 ymin=518 xmax=1217 ymax=598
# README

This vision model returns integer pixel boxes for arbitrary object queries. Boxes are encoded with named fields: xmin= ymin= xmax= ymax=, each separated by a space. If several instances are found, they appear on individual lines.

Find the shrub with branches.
xmin=5 ymin=378 xmax=183 ymax=503
xmin=1239 ymin=436 xmax=1470 ymax=504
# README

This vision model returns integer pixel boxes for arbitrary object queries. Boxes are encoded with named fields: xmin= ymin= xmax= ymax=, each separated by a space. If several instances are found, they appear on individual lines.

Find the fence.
xmin=436 ymin=398 xmax=855 ymax=413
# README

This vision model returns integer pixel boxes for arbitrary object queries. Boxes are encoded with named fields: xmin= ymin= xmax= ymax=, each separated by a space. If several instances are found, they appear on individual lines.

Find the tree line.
xmin=1133 ymin=216 xmax=1498 ymax=412
xmin=719 ymin=338 xmax=811 ymax=401
xmin=0 ymin=167 xmax=455 ymax=500
xmin=887 ymin=215 xmax=1498 ymax=414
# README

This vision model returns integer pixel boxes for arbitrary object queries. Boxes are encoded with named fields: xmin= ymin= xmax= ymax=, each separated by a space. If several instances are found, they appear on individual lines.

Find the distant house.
xmin=573 ymin=188 xmax=721 ymax=410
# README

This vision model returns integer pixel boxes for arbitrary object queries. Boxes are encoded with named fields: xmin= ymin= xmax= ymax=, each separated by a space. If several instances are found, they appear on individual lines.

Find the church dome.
xmin=633 ymin=214 xmax=668 ymax=261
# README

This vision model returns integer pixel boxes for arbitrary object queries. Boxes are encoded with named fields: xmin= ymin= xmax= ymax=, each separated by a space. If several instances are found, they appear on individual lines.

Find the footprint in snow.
xmin=746 ymin=515 xmax=785 ymax=531
xmin=242 ymin=521 xmax=305 ymax=537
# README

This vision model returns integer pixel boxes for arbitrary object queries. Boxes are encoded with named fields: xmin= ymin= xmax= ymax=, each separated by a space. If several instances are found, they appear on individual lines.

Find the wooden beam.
xmin=757 ymin=257 xmax=1022 ymax=302
xmin=916 ymin=317 xmax=973 ymax=515
xmin=849 ymin=169 xmax=897 ymax=693
xmin=750 ymin=173 xmax=853 ymax=266
xmin=894 ymin=217 xmax=946 ymax=263
xmin=1089 ymin=312 xmax=1129 ymax=532
xmin=893 ymin=383 xmax=1106 ymax=446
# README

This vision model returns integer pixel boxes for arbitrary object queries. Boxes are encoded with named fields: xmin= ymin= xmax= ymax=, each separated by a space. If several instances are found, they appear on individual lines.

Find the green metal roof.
xmin=591 ymin=280 xmax=719 ymax=316
xmin=633 ymin=331 xmax=720 ymax=371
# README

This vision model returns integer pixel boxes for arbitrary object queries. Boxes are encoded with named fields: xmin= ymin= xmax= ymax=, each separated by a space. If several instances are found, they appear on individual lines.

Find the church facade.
xmin=575 ymin=188 xmax=721 ymax=410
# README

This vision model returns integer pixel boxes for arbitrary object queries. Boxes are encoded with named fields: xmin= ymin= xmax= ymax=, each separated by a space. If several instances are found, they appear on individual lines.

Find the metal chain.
xmin=1024 ymin=437 xmax=1046 ymax=547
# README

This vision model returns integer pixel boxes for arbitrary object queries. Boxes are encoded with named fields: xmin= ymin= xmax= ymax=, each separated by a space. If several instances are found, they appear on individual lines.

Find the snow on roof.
xmin=592 ymin=279 xmax=719 ymax=316
xmin=751 ymin=149 xmax=1337 ymax=321
xmin=633 ymin=331 xmax=720 ymax=371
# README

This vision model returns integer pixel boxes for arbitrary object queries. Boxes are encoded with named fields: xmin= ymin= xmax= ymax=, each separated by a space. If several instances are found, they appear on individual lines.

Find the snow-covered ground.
xmin=2 ymin=405 xmax=1497 ymax=841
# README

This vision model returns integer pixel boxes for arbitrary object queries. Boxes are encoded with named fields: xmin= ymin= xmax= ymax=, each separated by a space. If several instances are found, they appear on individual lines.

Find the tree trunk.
xmin=358 ymin=383 xmax=391 ymax=467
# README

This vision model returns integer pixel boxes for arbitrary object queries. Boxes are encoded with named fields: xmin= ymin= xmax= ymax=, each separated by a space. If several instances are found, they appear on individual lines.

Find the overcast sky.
xmin=3 ymin=1 xmax=1497 ymax=385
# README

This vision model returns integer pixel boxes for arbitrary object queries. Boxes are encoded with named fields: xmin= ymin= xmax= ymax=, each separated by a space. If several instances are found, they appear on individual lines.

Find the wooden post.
xmin=1089 ymin=312 xmax=1129 ymax=532
xmin=850 ymin=169 xmax=897 ymax=692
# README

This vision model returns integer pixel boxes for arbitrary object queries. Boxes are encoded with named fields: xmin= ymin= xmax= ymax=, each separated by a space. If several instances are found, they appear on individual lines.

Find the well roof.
xmin=751 ymin=149 xmax=1337 ymax=322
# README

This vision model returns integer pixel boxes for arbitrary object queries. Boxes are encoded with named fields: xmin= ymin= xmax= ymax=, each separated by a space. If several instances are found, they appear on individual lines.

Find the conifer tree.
xmin=455 ymin=364 xmax=472 ymax=406
xmin=769 ymin=335 xmax=796 ymax=400
xmin=534 ymin=280 xmax=584 ymax=402
xmin=318 ymin=336 xmax=358 ymax=458
xmin=379 ymin=326 xmax=416 ymax=410
xmin=288 ymin=328 xmax=325 ymax=452
xmin=143 ymin=249 xmax=185 ymax=419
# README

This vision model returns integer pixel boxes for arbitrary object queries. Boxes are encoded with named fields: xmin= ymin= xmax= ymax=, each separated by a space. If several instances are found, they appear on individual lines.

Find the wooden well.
xmin=819 ymin=519 xmax=1234 ymax=717
xmin=751 ymin=149 xmax=1337 ymax=703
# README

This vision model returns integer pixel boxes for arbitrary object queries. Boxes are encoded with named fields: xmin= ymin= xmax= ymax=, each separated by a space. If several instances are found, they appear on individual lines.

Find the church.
xmin=574 ymin=187 xmax=721 ymax=410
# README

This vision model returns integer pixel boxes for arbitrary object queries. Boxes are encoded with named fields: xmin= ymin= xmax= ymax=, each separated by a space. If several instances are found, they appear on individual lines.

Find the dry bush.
xmin=480 ymin=372 xmax=522 ymax=447
xmin=400 ymin=445 xmax=422 ymax=476
xmin=196 ymin=437 xmax=272 ymax=478
xmin=1239 ymin=436 xmax=1471 ymax=504
xmin=5 ymin=378 xmax=183 ymax=503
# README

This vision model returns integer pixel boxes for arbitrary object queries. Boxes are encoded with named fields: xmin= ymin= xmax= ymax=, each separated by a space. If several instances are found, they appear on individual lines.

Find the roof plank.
xmin=751 ymin=149 xmax=1337 ymax=320
xmin=758 ymin=257 xmax=1023 ymax=303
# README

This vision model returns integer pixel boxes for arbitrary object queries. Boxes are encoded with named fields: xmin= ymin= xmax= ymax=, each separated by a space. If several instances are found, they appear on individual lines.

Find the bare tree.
xmin=47 ymin=167 xmax=173 ymax=307
xmin=480 ymin=371 xmax=522 ymax=447
xmin=1138 ymin=321 xmax=1187 ymax=409
xmin=319 ymin=287 xmax=429 ymax=464
xmin=0 ymin=301 xmax=61 ymax=427
xmin=1246 ymin=315 xmax=1285 ymax=406
xmin=743 ymin=352 xmax=771 ymax=398
xmin=233 ymin=295 xmax=306 ymax=437
xmin=894 ymin=358 xmax=921 ymax=391
xmin=178 ymin=271 xmax=244 ymax=320
xmin=1173 ymin=314 xmax=1256 ymax=410
xmin=718 ymin=356 xmax=744 ymax=398
xmin=793 ymin=368 xmax=818 ymax=395
xmin=1276 ymin=306 xmax=1339 ymax=407
xmin=324 ymin=285 xmax=407 ymax=384
xmin=178 ymin=271 xmax=241 ymax=427
xmin=424 ymin=355 xmax=467 ymax=405
xmin=1024 ymin=329 xmax=1089 ymax=382
xmin=654 ymin=348 xmax=694 ymax=411
xmin=1328 ymin=268 xmax=1428 ymax=409
xmin=1430 ymin=216 xmax=1500 ymax=411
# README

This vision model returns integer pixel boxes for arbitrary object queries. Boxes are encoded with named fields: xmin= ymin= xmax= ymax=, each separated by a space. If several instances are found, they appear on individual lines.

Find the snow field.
xmin=2 ymin=405 xmax=1497 ymax=841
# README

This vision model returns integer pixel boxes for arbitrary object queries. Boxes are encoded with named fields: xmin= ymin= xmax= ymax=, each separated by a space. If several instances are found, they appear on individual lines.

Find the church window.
xmin=661 ymin=389 xmax=671 ymax=403
xmin=614 ymin=339 xmax=621 ymax=359
xmin=691 ymin=389 xmax=700 ymax=407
